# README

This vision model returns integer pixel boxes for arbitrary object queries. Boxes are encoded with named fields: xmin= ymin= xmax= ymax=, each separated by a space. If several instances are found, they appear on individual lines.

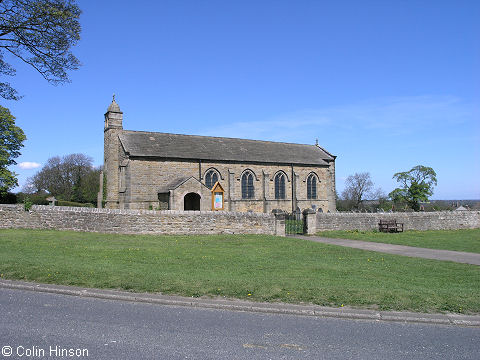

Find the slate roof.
xmin=157 ymin=176 xmax=195 ymax=193
xmin=118 ymin=130 xmax=335 ymax=166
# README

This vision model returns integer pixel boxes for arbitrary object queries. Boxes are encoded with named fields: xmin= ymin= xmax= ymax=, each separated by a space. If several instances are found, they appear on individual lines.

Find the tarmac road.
xmin=1 ymin=287 xmax=479 ymax=360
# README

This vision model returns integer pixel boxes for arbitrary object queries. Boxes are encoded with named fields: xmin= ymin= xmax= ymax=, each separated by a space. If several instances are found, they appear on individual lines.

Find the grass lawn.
xmin=317 ymin=229 xmax=480 ymax=253
xmin=0 ymin=229 xmax=479 ymax=314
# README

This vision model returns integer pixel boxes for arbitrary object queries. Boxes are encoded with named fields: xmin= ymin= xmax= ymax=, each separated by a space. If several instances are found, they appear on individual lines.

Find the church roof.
xmin=118 ymin=130 xmax=335 ymax=166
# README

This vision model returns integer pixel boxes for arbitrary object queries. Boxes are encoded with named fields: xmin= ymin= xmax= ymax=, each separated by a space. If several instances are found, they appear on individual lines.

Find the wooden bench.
xmin=378 ymin=219 xmax=404 ymax=233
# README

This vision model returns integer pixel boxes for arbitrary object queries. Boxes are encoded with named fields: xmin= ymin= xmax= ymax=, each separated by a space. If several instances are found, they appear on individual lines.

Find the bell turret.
xmin=104 ymin=94 xmax=123 ymax=130
xmin=103 ymin=95 xmax=123 ymax=209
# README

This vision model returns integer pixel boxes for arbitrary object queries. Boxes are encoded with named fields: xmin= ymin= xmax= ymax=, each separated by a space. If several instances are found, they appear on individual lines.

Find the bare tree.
xmin=341 ymin=172 xmax=374 ymax=210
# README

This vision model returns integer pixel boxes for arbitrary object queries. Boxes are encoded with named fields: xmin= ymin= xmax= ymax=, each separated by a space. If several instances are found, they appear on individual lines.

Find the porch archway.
xmin=184 ymin=192 xmax=201 ymax=211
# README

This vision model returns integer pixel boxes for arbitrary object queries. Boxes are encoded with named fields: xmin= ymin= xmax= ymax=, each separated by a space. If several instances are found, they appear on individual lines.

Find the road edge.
xmin=1 ymin=279 xmax=479 ymax=327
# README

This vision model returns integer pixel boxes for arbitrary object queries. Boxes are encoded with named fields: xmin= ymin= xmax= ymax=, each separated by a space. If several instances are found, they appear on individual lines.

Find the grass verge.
xmin=317 ymin=229 xmax=480 ymax=253
xmin=0 ymin=229 xmax=479 ymax=314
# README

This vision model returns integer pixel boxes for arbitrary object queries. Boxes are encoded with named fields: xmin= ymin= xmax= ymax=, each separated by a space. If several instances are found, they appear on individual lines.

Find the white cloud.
xmin=198 ymin=95 xmax=474 ymax=143
xmin=18 ymin=162 xmax=41 ymax=170
xmin=200 ymin=110 xmax=332 ymax=143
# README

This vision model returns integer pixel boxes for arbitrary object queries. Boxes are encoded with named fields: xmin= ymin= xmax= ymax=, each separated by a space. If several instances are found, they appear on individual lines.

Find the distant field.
xmin=0 ymin=229 xmax=479 ymax=314
xmin=317 ymin=229 xmax=480 ymax=253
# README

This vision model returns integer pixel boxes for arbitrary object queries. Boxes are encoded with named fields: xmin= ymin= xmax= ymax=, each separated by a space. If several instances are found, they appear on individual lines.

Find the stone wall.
xmin=316 ymin=211 xmax=480 ymax=231
xmin=3 ymin=205 xmax=477 ymax=236
xmin=0 ymin=204 xmax=280 ymax=236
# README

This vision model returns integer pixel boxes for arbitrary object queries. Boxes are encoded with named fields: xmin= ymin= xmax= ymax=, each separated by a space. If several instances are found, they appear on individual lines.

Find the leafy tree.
xmin=0 ymin=1 xmax=81 ymax=197
xmin=0 ymin=189 xmax=16 ymax=202
xmin=72 ymin=166 xmax=101 ymax=204
xmin=0 ymin=105 xmax=25 ymax=194
xmin=341 ymin=172 xmax=374 ymax=210
xmin=389 ymin=165 xmax=437 ymax=211
xmin=26 ymin=153 xmax=99 ymax=203
xmin=0 ymin=0 xmax=81 ymax=100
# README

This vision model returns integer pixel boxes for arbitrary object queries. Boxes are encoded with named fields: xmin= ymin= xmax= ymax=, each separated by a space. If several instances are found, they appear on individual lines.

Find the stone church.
xmin=103 ymin=97 xmax=336 ymax=213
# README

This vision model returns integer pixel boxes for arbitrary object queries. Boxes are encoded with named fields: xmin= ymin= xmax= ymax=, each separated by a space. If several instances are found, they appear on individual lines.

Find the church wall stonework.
xmin=125 ymin=158 xmax=199 ymax=209
xmin=103 ymin=127 xmax=122 ymax=208
xmin=119 ymin=158 xmax=335 ymax=212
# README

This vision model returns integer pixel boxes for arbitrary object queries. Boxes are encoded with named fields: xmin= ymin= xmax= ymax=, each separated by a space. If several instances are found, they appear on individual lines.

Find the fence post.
xmin=272 ymin=209 xmax=286 ymax=237
xmin=303 ymin=208 xmax=317 ymax=235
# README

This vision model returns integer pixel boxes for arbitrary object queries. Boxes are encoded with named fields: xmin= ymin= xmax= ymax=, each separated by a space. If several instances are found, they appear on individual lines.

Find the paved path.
xmin=295 ymin=236 xmax=480 ymax=266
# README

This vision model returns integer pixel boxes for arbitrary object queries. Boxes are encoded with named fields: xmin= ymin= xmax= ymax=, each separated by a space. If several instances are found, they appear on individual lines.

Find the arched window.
xmin=274 ymin=172 xmax=286 ymax=199
xmin=241 ymin=171 xmax=255 ymax=199
xmin=307 ymin=174 xmax=317 ymax=199
xmin=205 ymin=169 xmax=219 ymax=189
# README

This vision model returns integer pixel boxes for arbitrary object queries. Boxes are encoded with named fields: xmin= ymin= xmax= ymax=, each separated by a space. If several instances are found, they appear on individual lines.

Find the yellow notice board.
xmin=211 ymin=182 xmax=224 ymax=211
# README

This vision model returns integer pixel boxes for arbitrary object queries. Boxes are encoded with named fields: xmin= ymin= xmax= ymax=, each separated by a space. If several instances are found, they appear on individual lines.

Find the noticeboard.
xmin=211 ymin=182 xmax=224 ymax=211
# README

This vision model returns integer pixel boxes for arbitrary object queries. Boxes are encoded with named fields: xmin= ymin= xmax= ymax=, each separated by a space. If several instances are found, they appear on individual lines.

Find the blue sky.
xmin=4 ymin=0 xmax=480 ymax=199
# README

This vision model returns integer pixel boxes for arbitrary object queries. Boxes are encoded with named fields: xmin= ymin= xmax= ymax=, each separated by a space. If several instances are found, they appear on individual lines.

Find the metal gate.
xmin=285 ymin=209 xmax=305 ymax=235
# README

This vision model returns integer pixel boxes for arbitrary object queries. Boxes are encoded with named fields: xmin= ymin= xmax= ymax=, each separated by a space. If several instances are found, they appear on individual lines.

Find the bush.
xmin=0 ymin=192 xmax=17 ymax=204
xmin=16 ymin=192 xmax=49 ymax=205
xmin=56 ymin=200 xmax=95 ymax=208
xmin=23 ymin=197 xmax=33 ymax=211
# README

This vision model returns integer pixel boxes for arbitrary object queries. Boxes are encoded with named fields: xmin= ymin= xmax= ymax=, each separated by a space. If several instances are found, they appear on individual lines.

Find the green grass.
xmin=317 ymin=229 xmax=480 ymax=253
xmin=0 ymin=229 xmax=479 ymax=314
